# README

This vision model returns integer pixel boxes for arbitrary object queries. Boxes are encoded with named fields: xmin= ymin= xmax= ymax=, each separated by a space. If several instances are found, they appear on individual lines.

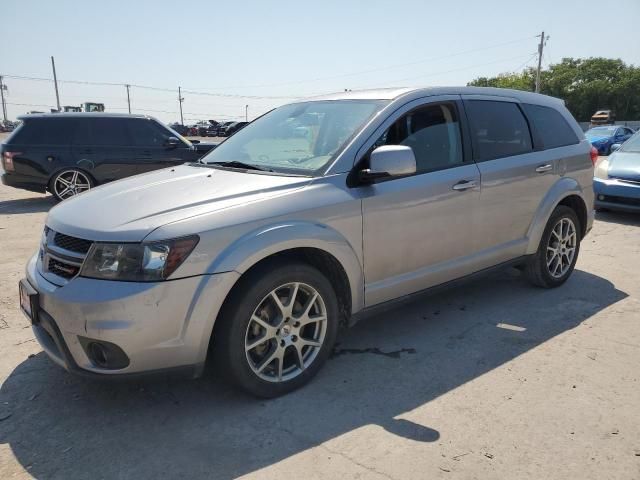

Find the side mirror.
xmin=610 ymin=143 xmax=622 ymax=152
xmin=164 ymin=136 xmax=180 ymax=149
xmin=359 ymin=145 xmax=416 ymax=183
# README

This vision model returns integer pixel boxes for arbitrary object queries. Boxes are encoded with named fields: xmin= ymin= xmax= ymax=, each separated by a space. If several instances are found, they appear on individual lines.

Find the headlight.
xmin=594 ymin=158 xmax=609 ymax=180
xmin=81 ymin=235 xmax=199 ymax=281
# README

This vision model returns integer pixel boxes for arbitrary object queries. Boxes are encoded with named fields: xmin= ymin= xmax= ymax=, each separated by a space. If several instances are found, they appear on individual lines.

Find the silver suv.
xmin=19 ymin=87 xmax=595 ymax=397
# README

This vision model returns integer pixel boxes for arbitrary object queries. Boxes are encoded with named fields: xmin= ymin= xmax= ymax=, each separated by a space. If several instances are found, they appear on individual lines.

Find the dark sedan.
xmin=1 ymin=113 xmax=218 ymax=201
xmin=594 ymin=130 xmax=640 ymax=212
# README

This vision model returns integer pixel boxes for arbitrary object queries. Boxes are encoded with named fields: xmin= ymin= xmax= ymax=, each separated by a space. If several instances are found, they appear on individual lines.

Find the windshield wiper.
xmin=207 ymin=161 xmax=273 ymax=172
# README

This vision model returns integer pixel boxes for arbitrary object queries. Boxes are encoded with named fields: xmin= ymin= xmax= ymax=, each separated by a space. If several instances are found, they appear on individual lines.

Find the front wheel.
xmin=50 ymin=169 xmax=94 ymax=202
xmin=525 ymin=205 xmax=581 ymax=288
xmin=213 ymin=261 xmax=339 ymax=397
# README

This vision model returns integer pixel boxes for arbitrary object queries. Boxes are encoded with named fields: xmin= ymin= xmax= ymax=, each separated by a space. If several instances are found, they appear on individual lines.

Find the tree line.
xmin=468 ymin=57 xmax=640 ymax=122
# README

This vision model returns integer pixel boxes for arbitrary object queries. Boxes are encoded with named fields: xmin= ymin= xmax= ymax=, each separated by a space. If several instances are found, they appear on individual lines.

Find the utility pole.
xmin=535 ymin=31 xmax=548 ymax=93
xmin=0 ymin=76 xmax=7 ymax=122
xmin=125 ymin=84 xmax=131 ymax=113
xmin=178 ymin=86 xmax=184 ymax=125
xmin=50 ymin=56 xmax=61 ymax=111
xmin=245 ymin=104 xmax=248 ymax=122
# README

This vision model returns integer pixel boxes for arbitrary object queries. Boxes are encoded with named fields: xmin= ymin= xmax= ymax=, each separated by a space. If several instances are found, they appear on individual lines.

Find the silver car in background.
xmin=19 ymin=87 xmax=595 ymax=397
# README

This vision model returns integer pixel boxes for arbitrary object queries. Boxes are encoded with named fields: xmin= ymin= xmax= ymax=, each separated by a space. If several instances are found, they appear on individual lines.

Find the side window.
xmin=11 ymin=118 xmax=77 ymax=145
xmin=73 ymin=118 xmax=129 ymax=146
xmin=371 ymin=102 xmax=463 ymax=174
xmin=126 ymin=119 xmax=171 ymax=147
xmin=522 ymin=104 xmax=579 ymax=149
xmin=465 ymin=100 xmax=532 ymax=161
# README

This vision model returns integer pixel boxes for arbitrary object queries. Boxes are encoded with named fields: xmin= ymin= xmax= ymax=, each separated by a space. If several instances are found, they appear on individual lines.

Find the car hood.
xmin=46 ymin=164 xmax=313 ymax=242
xmin=607 ymin=151 xmax=640 ymax=182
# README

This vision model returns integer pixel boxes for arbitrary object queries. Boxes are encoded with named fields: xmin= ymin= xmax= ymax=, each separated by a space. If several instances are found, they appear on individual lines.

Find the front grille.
xmin=48 ymin=258 xmax=80 ymax=279
xmin=53 ymin=232 xmax=93 ymax=254
xmin=601 ymin=195 xmax=640 ymax=207
xmin=40 ymin=227 xmax=92 ymax=282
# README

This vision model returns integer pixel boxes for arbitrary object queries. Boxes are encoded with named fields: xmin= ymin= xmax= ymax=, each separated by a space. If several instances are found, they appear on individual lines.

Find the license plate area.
xmin=19 ymin=279 xmax=39 ymax=324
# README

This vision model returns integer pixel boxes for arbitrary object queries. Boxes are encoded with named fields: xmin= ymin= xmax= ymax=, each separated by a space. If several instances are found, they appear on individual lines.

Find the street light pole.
xmin=535 ymin=31 xmax=548 ymax=93
xmin=50 ymin=56 xmax=61 ymax=111
xmin=125 ymin=84 xmax=131 ymax=114
xmin=0 ymin=76 xmax=7 ymax=122
xmin=245 ymin=104 xmax=248 ymax=122
xmin=178 ymin=86 xmax=184 ymax=125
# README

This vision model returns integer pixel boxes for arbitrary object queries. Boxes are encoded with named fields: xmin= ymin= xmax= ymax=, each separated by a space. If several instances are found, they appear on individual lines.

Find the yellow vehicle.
xmin=591 ymin=110 xmax=615 ymax=126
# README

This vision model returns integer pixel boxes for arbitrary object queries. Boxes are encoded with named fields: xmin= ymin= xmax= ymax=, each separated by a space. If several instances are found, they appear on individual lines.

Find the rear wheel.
xmin=525 ymin=205 xmax=581 ymax=288
xmin=50 ymin=169 xmax=93 ymax=202
xmin=214 ymin=261 xmax=339 ymax=397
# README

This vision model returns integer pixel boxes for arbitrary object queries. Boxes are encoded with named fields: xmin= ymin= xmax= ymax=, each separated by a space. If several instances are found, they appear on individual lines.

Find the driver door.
xmin=125 ymin=118 xmax=192 ymax=174
xmin=358 ymin=97 xmax=481 ymax=306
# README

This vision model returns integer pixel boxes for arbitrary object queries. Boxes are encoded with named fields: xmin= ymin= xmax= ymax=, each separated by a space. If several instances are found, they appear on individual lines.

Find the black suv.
xmin=1 ymin=113 xmax=217 ymax=201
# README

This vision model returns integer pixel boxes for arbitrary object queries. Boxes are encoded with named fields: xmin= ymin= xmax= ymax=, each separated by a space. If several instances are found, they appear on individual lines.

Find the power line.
xmin=1 ymin=74 xmax=300 ymax=99
xmin=512 ymin=52 xmax=540 ymax=73
xmin=0 ymin=34 xmax=538 ymax=99
xmin=354 ymin=53 xmax=537 ymax=88
xmin=187 ymin=35 xmax=538 ymax=90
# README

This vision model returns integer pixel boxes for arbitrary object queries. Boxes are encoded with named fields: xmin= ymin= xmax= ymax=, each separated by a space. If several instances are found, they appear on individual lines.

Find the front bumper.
xmin=23 ymin=253 xmax=240 ymax=377
xmin=593 ymin=177 xmax=640 ymax=212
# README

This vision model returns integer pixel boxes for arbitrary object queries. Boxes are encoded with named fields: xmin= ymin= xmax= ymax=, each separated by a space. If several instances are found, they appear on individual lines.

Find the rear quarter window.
xmin=522 ymin=104 xmax=579 ymax=149
xmin=464 ymin=100 xmax=533 ymax=161
xmin=8 ymin=118 xmax=78 ymax=145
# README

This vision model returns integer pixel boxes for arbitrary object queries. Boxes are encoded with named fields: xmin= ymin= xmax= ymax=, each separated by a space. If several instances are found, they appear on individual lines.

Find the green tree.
xmin=468 ymin=57 xmax=640 ymax=121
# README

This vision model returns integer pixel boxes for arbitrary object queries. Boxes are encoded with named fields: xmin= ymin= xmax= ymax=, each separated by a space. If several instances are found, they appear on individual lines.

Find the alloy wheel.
xmin=546 ymin=217 xmax=577 ymax=278
xmin=245 ymin=282 xmax=327 ymax=383
xmin=53 ymin=170 xmax=91 ymax=200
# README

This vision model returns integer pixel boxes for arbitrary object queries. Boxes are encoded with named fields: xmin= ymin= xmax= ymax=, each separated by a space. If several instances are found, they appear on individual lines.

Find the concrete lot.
xmin=1 ymin=147 xmax=639 ymax=479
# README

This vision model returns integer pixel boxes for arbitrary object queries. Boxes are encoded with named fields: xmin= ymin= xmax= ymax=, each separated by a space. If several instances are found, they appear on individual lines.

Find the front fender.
xmin=210 ymin=221 xmax=365 ymax=313
xmin=525 ymin=177 xmax=588 ymax=254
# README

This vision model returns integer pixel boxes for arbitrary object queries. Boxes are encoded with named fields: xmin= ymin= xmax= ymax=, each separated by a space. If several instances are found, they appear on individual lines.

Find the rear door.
xmin=462 ymin=97 xmax=558 ymax=262
xmin=71 ymin=118 xmax=137 ymax=183
xmin=125 ymin=118 xmax=196 ymax=173
xmin=4 ymin=118 xmax=78 ymax=182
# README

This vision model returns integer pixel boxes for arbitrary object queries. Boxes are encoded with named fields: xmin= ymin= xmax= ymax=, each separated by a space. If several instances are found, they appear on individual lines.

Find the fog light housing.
xmin=79 ymin=337 xmax=130 ymax=369
xmin=598 ymin=194 xmax=605 ymax=201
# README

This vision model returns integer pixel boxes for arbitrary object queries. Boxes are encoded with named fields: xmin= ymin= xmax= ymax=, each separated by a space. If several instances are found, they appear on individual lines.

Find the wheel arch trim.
xmin=209 ymin=221 xmax=364 ymax=314
xmin=525 ymin=177 xmax=589 ymax=254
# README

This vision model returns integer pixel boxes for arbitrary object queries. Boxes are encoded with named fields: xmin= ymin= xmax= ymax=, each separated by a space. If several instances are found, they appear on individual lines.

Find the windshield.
xmin=586 ymin=126 xmax=616 ymax=136
xmin=200 ymin=100 xmax=387 ymax=175
xmin=619 ymin=132 xmax=640 ymax=153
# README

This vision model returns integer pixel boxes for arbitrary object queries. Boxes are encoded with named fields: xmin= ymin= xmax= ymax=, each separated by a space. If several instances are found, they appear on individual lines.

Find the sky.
xmin=2 ymin=0 xmax=640 ymax=124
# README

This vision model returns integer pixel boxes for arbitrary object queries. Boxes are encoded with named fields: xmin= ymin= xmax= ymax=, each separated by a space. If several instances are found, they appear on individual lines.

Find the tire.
xmin=213 ymin=260 xmax=339 ymax=398
xmin=50 ymin=169 xmax=94 ymax=202
xmin=525 ymin=205 xmax=581 ymax=288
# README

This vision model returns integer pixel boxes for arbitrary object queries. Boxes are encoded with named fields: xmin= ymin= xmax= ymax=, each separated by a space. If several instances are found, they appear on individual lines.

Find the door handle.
xmin=535 ymin=164 xmax=553 ymax=173
xmin=452 ymin=180 xmax=477 ymax=191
